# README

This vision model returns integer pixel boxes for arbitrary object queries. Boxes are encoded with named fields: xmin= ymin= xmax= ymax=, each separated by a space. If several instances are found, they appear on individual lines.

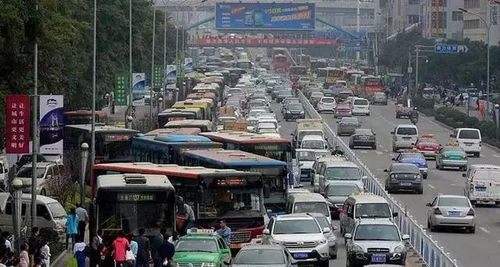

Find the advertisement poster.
xmin=215 ymin=3 xmax=315 ymax=30
xmin=114 ymin=72 xmax=128 ymax=106
xmin=184 ymin=58 xmax=193 ymax=74
xmin=166 ymin=65 xmax=177 ymax=84
xmin=39 ymin=95 xmax=64 ymax=155
xmin=132 ymin=73 xmax=146 ymax=106
xmin=5 ymin=95 xmax=30 ymax=154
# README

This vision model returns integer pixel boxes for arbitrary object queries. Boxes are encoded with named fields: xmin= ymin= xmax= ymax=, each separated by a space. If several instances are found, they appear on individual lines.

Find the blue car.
xmin=393 ymin=152 xmax=428 ymax=179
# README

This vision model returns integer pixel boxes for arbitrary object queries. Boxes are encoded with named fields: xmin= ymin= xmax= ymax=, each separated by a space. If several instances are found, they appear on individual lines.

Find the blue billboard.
xmin=215 ymin=3 xmax=315 ymax=31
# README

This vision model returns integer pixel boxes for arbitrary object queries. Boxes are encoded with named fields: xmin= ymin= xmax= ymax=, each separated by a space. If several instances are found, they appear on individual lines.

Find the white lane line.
xmin=492 ymin=154 xmax=500 ymax=158
xmin=479 ymin=227 xmax=491 ymax=234
xmin=376 ymin=151 xmax=384 ymax=155
xmin=427 ymin=184 xmax=435 ymax=189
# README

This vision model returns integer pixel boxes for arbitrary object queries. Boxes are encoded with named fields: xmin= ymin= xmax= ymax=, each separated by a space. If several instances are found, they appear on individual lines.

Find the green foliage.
xmin=0 ymin=0 xmax=180 ymax=149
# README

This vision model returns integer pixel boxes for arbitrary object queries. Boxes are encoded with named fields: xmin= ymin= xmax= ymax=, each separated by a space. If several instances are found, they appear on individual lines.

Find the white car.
xmin=256 ymin=123 xmax=280 ymax=138
xmin=351 ymin=97 xmax=370 ymax=116
xmin=263 ymin=214 xmax=330 ymax=266
xmin=316 ymin=97 xmax=337 ymax=113
xmin=300 ymin=135 xmax=328 ymax=150
xmin=450 ymin=128 xmax=482 ymax=157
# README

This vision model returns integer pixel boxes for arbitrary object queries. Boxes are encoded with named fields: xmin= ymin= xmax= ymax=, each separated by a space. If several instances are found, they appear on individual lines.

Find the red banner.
xmin=5 ymin=95 xmax=30 ymax=154
xmin=197 ymin=37 xmax=339 ymax=46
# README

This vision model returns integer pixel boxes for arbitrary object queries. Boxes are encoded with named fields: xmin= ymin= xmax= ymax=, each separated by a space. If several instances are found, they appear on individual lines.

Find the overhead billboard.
xmin=215 ymin=3 xmax=315 ymax=31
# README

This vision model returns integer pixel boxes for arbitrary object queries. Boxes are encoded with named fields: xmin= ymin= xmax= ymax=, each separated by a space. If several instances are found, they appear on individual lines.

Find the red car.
xmin=416 ymin=134 xmax=440 ymax=158
xmin=334 ymin=103 xmax=353 ymax=118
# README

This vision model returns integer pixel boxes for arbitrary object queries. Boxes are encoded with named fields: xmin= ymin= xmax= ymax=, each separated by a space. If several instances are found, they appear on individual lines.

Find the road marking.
xmin=360 ymin=150 xmax=368 ymax=154
xmin=450 ymin=183 xmax=462 ymax=187
xmin=492 ymin=154 xmax=500 ymax=158
xmin=427 ymin=184 xmax=435 ymax=189
xmin=376 ymin=151 xmax=384 ymax=155
xmin=479 ymin=227 xmax=491 ymax=234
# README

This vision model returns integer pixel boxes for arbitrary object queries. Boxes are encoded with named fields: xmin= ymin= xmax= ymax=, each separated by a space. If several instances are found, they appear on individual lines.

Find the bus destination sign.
xmin=117 ymin=193 xmax=156 ymax=202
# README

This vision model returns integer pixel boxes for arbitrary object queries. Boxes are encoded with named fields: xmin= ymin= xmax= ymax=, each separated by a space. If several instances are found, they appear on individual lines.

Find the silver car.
xmin=337 ymin=117 xmax=359 ymax=136
xmin=309 ymin=213 xmax=338 ymax=259
xmin=228 ymin=244 xmax=297 ymax=267
xmin=426 ymin=195 xmax=476 ymax=233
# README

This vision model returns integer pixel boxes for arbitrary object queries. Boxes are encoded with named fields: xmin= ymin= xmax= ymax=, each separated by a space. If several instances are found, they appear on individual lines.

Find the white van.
xmin=0 ymin=193 xmax=67 ymax=234
xmin=351 ymin=97 xmax=370 ymax=116
xmin=451 ymin=128 xmax=482 ymax=157
xmin=391 ymin=124 xmax=419 ymax=152
xmin=464 ymin=164 xmax=500 ymax=205
xmin=287 ymin=192 xmax=332 ymax=224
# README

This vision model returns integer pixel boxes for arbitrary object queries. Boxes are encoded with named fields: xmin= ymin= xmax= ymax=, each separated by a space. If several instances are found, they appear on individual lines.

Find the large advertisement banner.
xmin=197 ymin=37 xmax=338 ymax=46
xmin=5 ymin=95 xmax=30 ymax=154
xmin=39 ymin=95 xmax=64 ymax=155
xmin=166 ymin=65 xmax=177 ymax=84
xmin=215 ymin=3 xmax=315 ymax=31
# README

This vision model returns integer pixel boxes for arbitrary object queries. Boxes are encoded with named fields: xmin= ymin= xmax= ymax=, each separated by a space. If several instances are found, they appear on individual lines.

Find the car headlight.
xmin=300 ymin=111 xmax=304 ymax=114
xmin=390 ymin=174 xmax=397 ymax=181
xmin=317 ymin=239 xmax=327 ymax=244
xmin=201 ymin=263 xmax=216 ymax=267
xmin=352 ymin=244 xmax=364 ymax=252
xmin=394 ymin=244 xmax=405 ymax=253
xmin=416 ymin=174 xmax=421 ymax=180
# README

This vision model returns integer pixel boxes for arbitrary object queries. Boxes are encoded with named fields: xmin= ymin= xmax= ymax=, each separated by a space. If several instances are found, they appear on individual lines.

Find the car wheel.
xmin=417 ymin=187 xmax=423 ymax=194
xmin=396 ymin=114 xmax=400 ymax=119
xmin=469 ymin=226 xmax=476 ymax=233
xmin=349 ymin=144 xmax=354 ymax=149
xmin=436 ymin=162 xmax=441 ymax=169
xmin=372 ymin=145 xmax=377 ymax=150
xmin=319 ymin=260 xmax=329 ymax=267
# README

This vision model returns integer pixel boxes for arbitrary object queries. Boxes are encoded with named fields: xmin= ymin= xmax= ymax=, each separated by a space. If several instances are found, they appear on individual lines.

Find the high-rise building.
xmin=463 ymin=0 xmax=500 ymax=45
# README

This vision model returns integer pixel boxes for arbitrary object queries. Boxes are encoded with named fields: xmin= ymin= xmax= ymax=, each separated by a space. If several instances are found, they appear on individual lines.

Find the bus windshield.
xmin=199 ymin=187 xmax=262 ymax=218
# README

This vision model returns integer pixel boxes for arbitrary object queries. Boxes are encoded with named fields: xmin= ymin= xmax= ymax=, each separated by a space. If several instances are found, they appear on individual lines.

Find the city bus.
xmin=200 ymin=131 xmax=292 ymax=162
xmin=179 ymin=148 xmax=288 ymax=214
xmin=311 ymin=59 xmax=328 ymax=74
xmin=289 ymin=66 xmax=308 ymax=82
xmin=92 ymin=173 xmax=176 ymax=242
xmin=64 ymin=124 xmax=139 ymax=179
xmin=157 ymin=107 xmax=203 ymax=127
xmin=145 ymin=128 xmax=201 ymax=136
xmin=92 ymin=163 xmax=265 ymax=248
xmin=131 ymin=134 xmax=223 ymax=164
xmin=172 ymin=101 xmax=212 ymax=121
xmin=273 ymin=54 xmax=289 ymax=72
xmin=360 ymin=76 xmax=385 ymax=96
xmin=324 ymin=67 xmax=343 ymax=87
xmin=164 ymin=120 xmax=214 ymax=132
xmin=65 ymin=110 xmax=108 ymax=125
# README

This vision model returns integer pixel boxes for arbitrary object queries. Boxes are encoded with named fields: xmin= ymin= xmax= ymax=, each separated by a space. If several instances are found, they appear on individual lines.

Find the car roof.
xmin=347 ymin=193 xmax=388 ymax=203
xmin=21 ymin=161 xmax=60 ymax=168
xmin=290 ymin=193 xmax=326 ymax=202
xmin=437 ymin=194 xmax=469 ymax=199
xmin=302 ymin=135 xmax=324 ymax=141
xmin=354 ymin=128 xmax=373 ymax=134
xmin=357 ymin=218 xmax=397 ymax=226
xmin=239 ymin=244 xmax=285 ymax=251
xmin=469 ymin=164 xmax=500 ymax=170
xmin=390 ymin=163 xmax=420 ymax=172
xmin=275 ymin=213 xmax=315 ymax=221
xmin=325 ymin=161 xmax=359 ymax=168
xmin=396 ymin=124 xmax=417 ymax=128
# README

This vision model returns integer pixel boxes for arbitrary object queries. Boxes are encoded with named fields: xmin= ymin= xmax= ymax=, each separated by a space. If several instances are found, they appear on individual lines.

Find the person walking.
xmin=73 ymin=237 xmax=87 ymax=267
xmin=158 ymin=233 xmax=175 ymax=267
xmin=112 ymin=231 xmax=130 ymax=267
xmin=40 ymin=240 xmax=50 ymax=267
xmin=127 ymin=234 xmax=138 ymax=267
xmin=90 ymin=229 xmax=103 ymax=267
xmin=75 ymin=204 xmax=89 ymax=242
xmin=216 ymin=220 xmax=232 ymax=245
xmin=28 ymin=227 xmax=41 ymax=264
xmin=151 ymin=229 xmax=165 ymax=267
xmin=134 ymin=229 xmax=151 ymax=267
xmin=66 ymin=208 xmax=80 ymax=249
xmin=176 ymin=197 xmax=195 ymax=235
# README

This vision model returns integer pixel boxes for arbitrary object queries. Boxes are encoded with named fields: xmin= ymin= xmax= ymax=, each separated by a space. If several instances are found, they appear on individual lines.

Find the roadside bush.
xmin=414 ymin=97 xmax=435 ymax=110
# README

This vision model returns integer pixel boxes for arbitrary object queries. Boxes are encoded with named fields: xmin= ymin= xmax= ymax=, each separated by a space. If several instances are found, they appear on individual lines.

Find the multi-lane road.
xmin=275 ymin=98 xmax=500 ymax=267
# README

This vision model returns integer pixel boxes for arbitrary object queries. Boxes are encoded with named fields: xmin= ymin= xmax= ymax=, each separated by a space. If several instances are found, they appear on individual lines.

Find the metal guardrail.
xmin=298 ymin=91 xmax=459 ymax=267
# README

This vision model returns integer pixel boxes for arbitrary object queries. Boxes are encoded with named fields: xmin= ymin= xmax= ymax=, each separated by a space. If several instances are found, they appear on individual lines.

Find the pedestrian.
xmin=73 ymin=237 xmax=87 ymax=267
xmin=127 ymin=234 xmax=138 ymax=267
xmin=476 ymin=98 xmax=480 ymax=111
xmin=479 ymin=102 xmax=485 ymax=118
xmin=216 ymin=220 xmax=232 ymax=245
xmin=2 ymin=232 xmax=11 ymax=253
xmin=99 ymin=243 xmax=114 ymax=267
xmin=90 ymin=229 xmax=103 ymax=267
xmin=112 ymin=231 xmax=130 ymax=267
xmin=75 ymin=204 xmax=89 ymax=242
xmin=33 ymin=257 xmax=43 ymax=267
xmin=40 ymin=240 xmax=50 ymax=267
xmin=158 ymin=233 xmax=175 ymax=267
xmin=150 ymin=229 xmax=165 ymax=267
xmin=28 ymin=227 xmax=41 ymax=263
xmin=176 ymin=197 xmax=195 ymax=235
xmin=66 ymin=208 xmax=80 ymax=249
xmin=134 ymin=228 xmax=151 ymax=267
xmin=19 ymin=244 xmax=29 ymax=267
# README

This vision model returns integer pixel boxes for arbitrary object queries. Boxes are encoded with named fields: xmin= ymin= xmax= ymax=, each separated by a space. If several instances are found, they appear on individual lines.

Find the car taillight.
xmin=434 ymin=208 xmax=442 ymax=215
xmin=467 ymin=208 xmax=475 ymax=216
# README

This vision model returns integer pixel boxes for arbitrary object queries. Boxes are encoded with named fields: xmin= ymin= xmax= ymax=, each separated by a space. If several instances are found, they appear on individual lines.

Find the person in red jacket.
xmin=112 ymin=231 xmax=130 ymax=267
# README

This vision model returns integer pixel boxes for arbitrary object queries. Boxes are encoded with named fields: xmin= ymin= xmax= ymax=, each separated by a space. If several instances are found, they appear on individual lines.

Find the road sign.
xmin=153 ymin=65 xmax=163 ymax=89
xmin=114 ymin=72 xmax=128 ymax=106
xmin=434 ymin=44 xmax=469 ymax=54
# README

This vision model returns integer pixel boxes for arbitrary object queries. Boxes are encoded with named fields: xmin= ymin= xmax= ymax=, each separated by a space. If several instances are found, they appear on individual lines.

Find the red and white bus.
xmin=360 ymin=76 xmax=385 ymax=96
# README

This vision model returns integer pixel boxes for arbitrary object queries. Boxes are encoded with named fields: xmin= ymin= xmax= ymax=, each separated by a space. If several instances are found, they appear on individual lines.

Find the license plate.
xmin=475 ymin=187 xmax=486 ymax=192
xmin=400 ymin=183 xmax=412 ymax=186
xmin=403 ymin=137 xmax=411 ymax=140
xmin=448 ymin=211 xmax=461 ymax=217
xmin=465 ymin=143 xmax=472 ymax=146
xmin=301 ymin=174 xmax=308 ymax=177
xmin=293 ymin=253 xmax=309 ymax=259
xmin=371 ymin=254 xmax=386 ymax=263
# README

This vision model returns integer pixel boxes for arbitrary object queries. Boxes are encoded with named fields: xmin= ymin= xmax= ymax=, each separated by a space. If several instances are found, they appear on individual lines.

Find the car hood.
xmin=174 ymin=252 xmax=219 ymax=263
xmin=272 ymin=233 xmax=324 ymax=243
xmin=354 ymin=240 xmax=404 ymax=252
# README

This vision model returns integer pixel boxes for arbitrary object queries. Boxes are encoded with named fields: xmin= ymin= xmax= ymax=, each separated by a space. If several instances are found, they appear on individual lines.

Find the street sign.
xmin=434 ymin=44 xmax=469 ymax=54
xmin=114 ymin=72 xmax=128 ymax=106
xmin=5 ymin=95 xmax=30 ymax=154
xmin=153 ymin=65 xmax=163 ymax=89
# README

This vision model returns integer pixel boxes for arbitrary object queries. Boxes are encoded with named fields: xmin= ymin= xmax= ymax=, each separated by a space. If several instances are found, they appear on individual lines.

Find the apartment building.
xmin=463 ymin=0 xmax=500 ymax=45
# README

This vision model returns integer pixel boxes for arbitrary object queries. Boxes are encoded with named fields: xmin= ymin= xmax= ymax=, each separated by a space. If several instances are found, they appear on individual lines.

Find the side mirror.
xmin=344 ymin=233 xmax=352 ymax=239
xmin=392 ymin=212 xmax=399 ymax=217
xmin=391 ymin=157 xmax=396 ymax=161
xmin=462 ymin=173 xmax=466 ymax=177
xmin=262 ymin=229 xmax=270 ymax=235
xmin=426 ymin=203 xmax=432 ymax=207
xmin=402 ymin=234 xmax=410 ymax=241
xmin=323 ymin=227 xmax=331 ymax=234
xmin=362 ymin=175 xmax=368 ymax=181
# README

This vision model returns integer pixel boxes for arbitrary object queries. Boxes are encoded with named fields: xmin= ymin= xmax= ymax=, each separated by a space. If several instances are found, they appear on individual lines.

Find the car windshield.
xmin=16 ymin=166 xmax=46 ymax=179
xmin=337 ymin=104 xmax=350 ymax=109
xmin=458 ymin=130 xmax=480 ymax=139
xmin=400 ymin=153 xmax=424 ymax=160
xmin=355 ymin=203 xmax=392 ymax=218
xmin=175 ymin=239 xmax=218 ymax=253
xmin=342 ymin=118 xmax=358 ymax=124
xmin=325 ymin=167 xmax=361 ymax=180
xmin=442 ymin=147 xmax=465 ymax=154
xmin=354 ymin=225 xmax=400 ymax=241
xmin=313 ymin=216 xmax=330 ymax=230
xmin=288 ymin=104 xmax=303 ymax=110
xmin=294 ymin=202 xmax=329 ymax=216
xmin=302 ymin=140 xmax=324 ymax=150
xmin=273 ymin=219 xmax=320 ymax=234
xmin=326 ymin=184 xmax=361 ymax=196
xmin=233 ymin=249 xmax=286 ymax=264
xmin=298 ymin=151 xmax=316 ymax=161
xmin=438 ymin=197 xmax=470 ymax=207
xmin=259 ymin=128 xmax=278 ymax=134
xmin=397 ymin=127 xmax=417 ymax=135
xmin=322 ymin=98 xmax=335 ymax=103
xmin=47 ymin=202 xmax=67 ymax=218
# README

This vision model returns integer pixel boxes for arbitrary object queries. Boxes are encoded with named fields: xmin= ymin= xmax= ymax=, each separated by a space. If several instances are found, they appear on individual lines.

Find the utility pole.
xmin=91 ymin=0 xmax=97 ymax=175
xmin=31 ymin=0 xmax=40 ymax=229
xmin=150 ymin=6 xmax=156 ymax=128
xmin=356 ymin=0 xmax=361 ymax=62
xmin=163 ymin=4 xmax=167 ymax=110
xmin=127 ymin=0 xmax=133 ymax=128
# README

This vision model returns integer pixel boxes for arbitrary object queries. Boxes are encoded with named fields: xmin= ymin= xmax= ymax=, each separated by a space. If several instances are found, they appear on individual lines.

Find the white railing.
xmin=298 ymin=91 xmax=459 ymax=267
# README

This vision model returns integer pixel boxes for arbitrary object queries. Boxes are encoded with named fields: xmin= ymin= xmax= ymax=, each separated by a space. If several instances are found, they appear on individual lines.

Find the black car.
xmin=283 ymin=103 xmax=305 ymax=121
xmin=349 ymin=128 xmax=376 ymax=149
xmin=384 ymin=163 xmax=423 ymax=194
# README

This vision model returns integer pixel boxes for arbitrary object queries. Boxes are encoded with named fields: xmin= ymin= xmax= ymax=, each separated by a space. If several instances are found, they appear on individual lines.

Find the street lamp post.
xmin=459 ymin=7 xmax=491 ymax=120
xmin=80 ymin=143 xmax=89 ymax=206
xmin=11 ymin=178 xmax=24 ymax=254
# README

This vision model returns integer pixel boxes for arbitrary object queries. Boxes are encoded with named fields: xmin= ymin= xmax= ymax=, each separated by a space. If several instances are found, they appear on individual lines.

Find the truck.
xmin=292 ymin=119 xmax=325 ymax=150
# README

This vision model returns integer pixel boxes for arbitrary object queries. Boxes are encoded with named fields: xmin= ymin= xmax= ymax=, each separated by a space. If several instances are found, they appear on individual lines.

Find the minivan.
xmin=316 ymin=161 xmax=365 ymax=195
xmin=451 ymin=128 xmax=482 ymax=157
xmin=286 ymin=193 xmax=332 ymax=224
xmin=339 ymin=193 xmax=397 ymax=235
xmin=391 ymin=124 xmax=419 ymax=152
xmin=463 ymin=164 xmax=500 ymax=205
xmin=0 ymin=193 xmax=67 ymax=235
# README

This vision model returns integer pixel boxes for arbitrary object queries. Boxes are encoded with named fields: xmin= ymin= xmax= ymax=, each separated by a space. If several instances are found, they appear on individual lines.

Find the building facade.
xmin=463 ymin=0 xmax=500 ymax=45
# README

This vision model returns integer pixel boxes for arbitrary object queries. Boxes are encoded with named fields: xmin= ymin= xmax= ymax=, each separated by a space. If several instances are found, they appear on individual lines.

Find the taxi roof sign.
xmin=187 ymin=228 xmax=215 ymax=235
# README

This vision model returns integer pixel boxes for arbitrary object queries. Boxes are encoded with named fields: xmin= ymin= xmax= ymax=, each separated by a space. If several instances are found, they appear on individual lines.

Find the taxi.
xmin=393 ymin=149 xmax=428 ymax=179
xmin=416 ymin=134 xmax=441 ymax=158
xmin=435 ymin=144 xmax=468 ymax=171
xmin=173 ymin=228 xmax=231 ymax=267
